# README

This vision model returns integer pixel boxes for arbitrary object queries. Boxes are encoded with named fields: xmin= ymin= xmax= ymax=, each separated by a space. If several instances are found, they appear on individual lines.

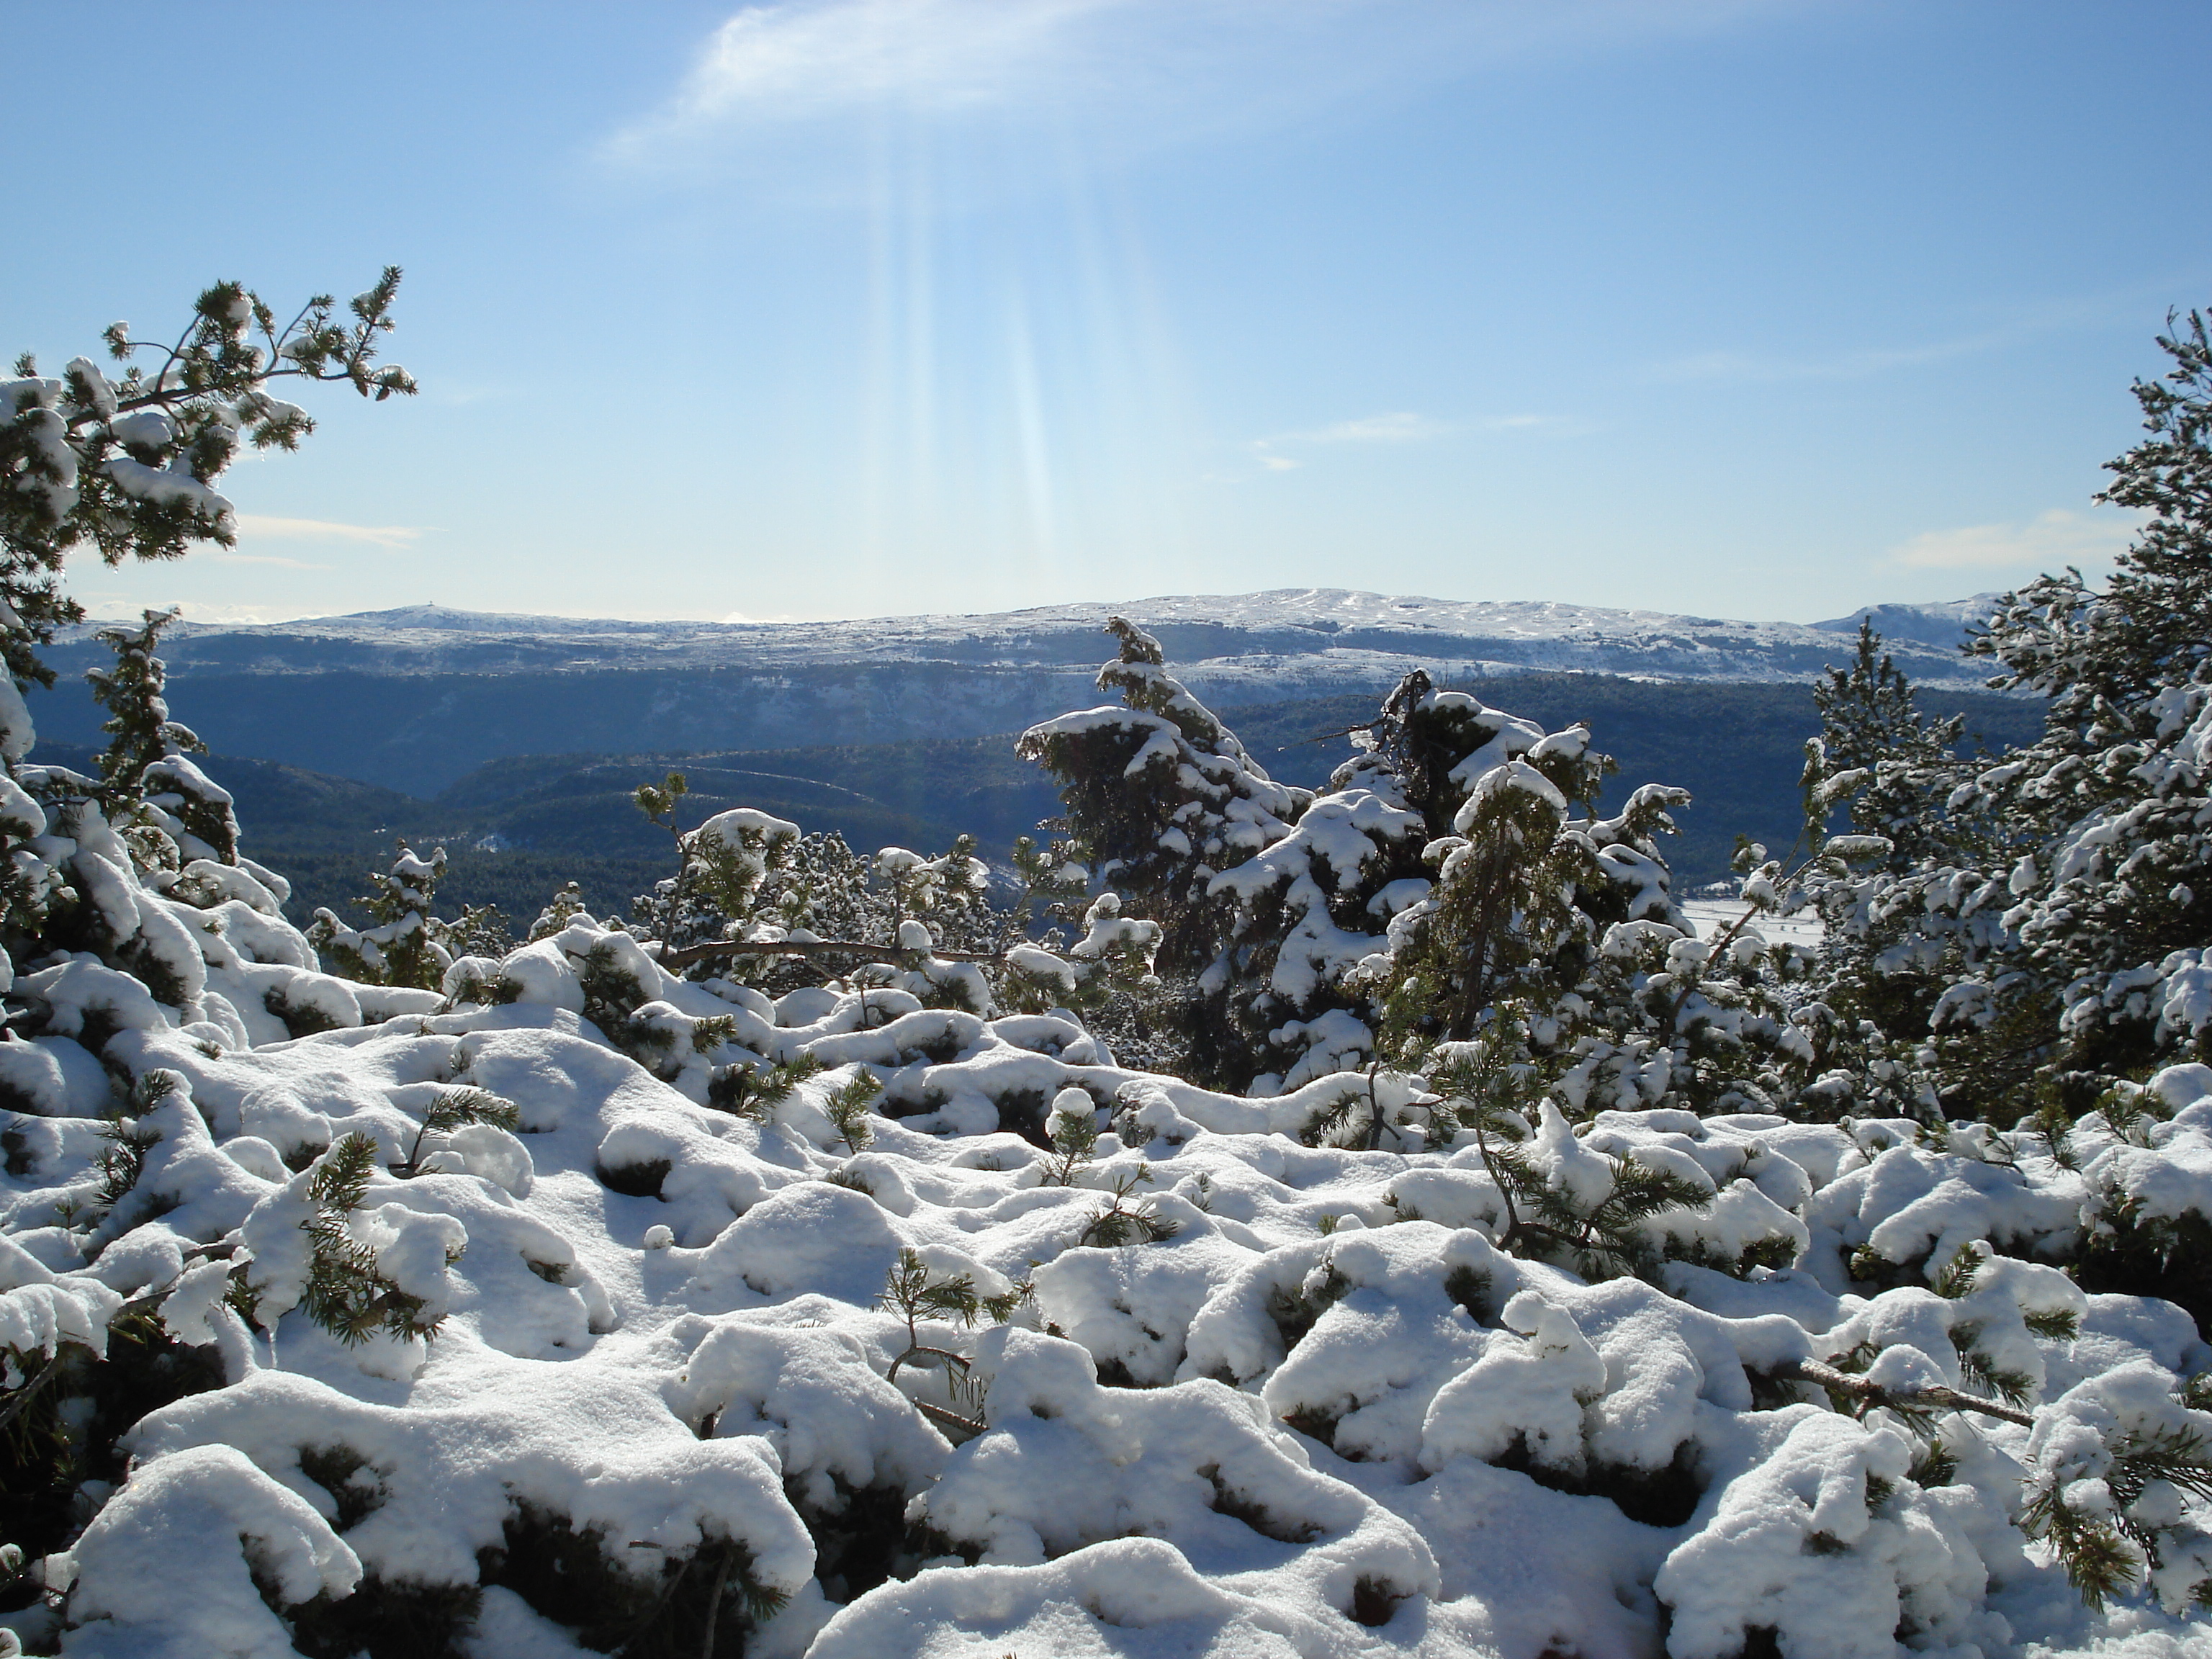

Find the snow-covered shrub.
xmin=7 ymin=828 xmax=2212 ymax=1654
xmin=907 ymin=1320 xmax=1443 ymax=1633
xmin=624 ymin=777 xmax=1158 ymax=1043
xmin=309 ymin=841 xmax=503 ymax=992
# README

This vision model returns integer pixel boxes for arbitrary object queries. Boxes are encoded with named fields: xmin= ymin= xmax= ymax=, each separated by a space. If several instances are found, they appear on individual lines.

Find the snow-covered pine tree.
xmin=87 ymin=607 xmax=238 ymax=866
xmin=1016 ymin=616 xmax=1307 ymax=983
xmin=1205 ymin=672 xmax=1550 ymax=1092
xmin=1366 ymin=718 xmax=1628 ymax=1051
xmin=1 ymin=271 xmax=413 ymax=692
xmin=1810 ymin=305 xmax=2212 ymax=1118
xmin=1768 ymin=625 xmax=2005 ymax=1120
xmin=1339 ymin=683 xmax=1840 ymax=1129
xmin=1814 ymin=621 xmax=1976 ymax=875
xmin=0 ymin=272 xmax=415 ymax=1005
xmin=1964 ymin=309 xmax=2212 ymax=1099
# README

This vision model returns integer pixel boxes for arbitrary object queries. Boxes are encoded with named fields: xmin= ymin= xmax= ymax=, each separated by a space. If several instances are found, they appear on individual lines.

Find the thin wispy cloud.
xmin=206 ymin=552 xmax=333 ymax=571
xmin=234 ymin=515 xmax=424 ymax=551
xmin=1887 ymin=507 xmax=2142 ymax=571
xmin=1652 ymin=285 xmax=2189 ymax=386
xmin=1652 ymin=333 xmax=2006 ymax=385
xmin=605 ymin=0 xmax=1814 ymax=172
xmin=1238 ymin=409 xmax=1563 ymax=475
xmin=1245 ymin=410 xmax=1447 ymax=474
xmin=654 ymin=0 xmax=1124 ymax=121
xmin=1278 ymin=412 xmax=1449 ymax=445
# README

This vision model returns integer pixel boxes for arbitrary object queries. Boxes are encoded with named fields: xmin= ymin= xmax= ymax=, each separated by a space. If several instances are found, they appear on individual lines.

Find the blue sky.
xmin=8 ymin=0 xmax=2209 ymax=626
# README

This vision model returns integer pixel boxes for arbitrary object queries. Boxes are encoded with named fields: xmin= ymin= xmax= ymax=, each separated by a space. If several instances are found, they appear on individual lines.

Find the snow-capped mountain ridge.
xmin=82 ymin=588 xmax=2001 ymax=687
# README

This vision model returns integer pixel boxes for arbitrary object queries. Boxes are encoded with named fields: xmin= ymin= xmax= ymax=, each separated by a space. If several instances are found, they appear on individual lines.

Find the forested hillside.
xmin=31 ymin=676 xmax=2049 ymax=930
xmin=19 ymin=590 xmax=1995 ymax=799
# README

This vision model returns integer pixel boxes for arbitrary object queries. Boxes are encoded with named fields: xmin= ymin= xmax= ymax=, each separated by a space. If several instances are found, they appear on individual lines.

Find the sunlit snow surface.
xmin=9 ymin=904 xmax=2212 ymax=1658
xmin=1682 ymin=897 xmax=1826 ymax=950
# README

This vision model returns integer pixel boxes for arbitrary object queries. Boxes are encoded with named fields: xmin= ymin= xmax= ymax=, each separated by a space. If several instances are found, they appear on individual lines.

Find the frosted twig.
xmin=1773 ymin=1356 xmax=2035 ymax=1427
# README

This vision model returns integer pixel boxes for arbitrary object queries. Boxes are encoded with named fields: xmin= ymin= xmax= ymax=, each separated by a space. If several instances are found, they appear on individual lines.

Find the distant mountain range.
xmin=63 ymin=587 xmax=2002 ymax=684
xmin=30 ymin=588 xmax=2010 ymax=798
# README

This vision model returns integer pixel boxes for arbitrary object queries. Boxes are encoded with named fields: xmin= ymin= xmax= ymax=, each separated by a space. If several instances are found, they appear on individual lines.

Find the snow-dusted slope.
xmin=76 ymin=589 xmax=2000 ymax=691
xmin=1811 ymin=594 xmax=2008 ymax=652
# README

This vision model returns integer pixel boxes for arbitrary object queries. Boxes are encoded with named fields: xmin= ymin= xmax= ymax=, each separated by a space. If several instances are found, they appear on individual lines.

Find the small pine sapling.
xmin=1076 ymin=1164 xmax=1179 ymax=1249
xmin=875 ymin=837 xmax=991 ymax=935
xmin=877 ymin=1248 xmax=1024 ymax=1438
xmin=821 ymin=1067 xmax=881 ymax=1154
xmin=1039 ymin=1089 xmax=1100 ymax=1187
xmin=527 ymin=881 xmax=592 ymax=941
xmin=308 ymin=840 xmax=466 ymax=990
xmin=86 ymin=606 xmax=239 ymax=866
xmin=443 ymin=900 xmax=510 ymax=960
xmin=631 ymin=770 xmax=698 ymax=940
xmin=706 ymin=1053 xmax=824 ymax=1119
xmin=295 ymin=1135 xmax=455 ymax=1346
xmin=633 ymin=775 xmax=804 ymax=956
xmin=390 ymin=1087 xmax=521 ymax=1178
xmin=1424 ymin=1013 xmax=1716 ymax=1280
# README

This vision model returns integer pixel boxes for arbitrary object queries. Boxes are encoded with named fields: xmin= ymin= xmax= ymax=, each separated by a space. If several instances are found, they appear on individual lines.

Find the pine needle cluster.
xmin=296 ymin=1135 xmax=452 ymax=1347
xmin=1426 ymin=1023 xmax=1714 ymax=1281
xmin=876 ymin=1249 xmax=1028 ymax=1437
xmin=391 ymin=1088 xmax=521 ymax=1178
xmin=1076 ymin=1166 xmax=1179 ymax=1249
xmin=821 ymin=1069 xmax=881 ymax=1154
xmin=2024 ymin=1420 xmax=2212 ymax=1610
xmin=706 ymin=1053 xmax=824 ymax=1119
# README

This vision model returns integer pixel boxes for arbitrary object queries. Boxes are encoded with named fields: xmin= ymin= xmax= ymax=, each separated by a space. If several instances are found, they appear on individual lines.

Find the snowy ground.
xmin=1682 ymin=897 xmax=1825 ymax=949
xmin=7 ymin=903 xmax=2212 ymax=1657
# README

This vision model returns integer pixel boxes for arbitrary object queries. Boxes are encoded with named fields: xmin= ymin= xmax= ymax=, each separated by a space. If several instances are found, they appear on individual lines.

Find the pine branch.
xmin=912 ymin=1398 xmax=986 ymax=1439
xmin=0 ymin=1349 xmax=65 ymax=1437
xmin=1771 ymin=1355 xmax=2033 ymax=1427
